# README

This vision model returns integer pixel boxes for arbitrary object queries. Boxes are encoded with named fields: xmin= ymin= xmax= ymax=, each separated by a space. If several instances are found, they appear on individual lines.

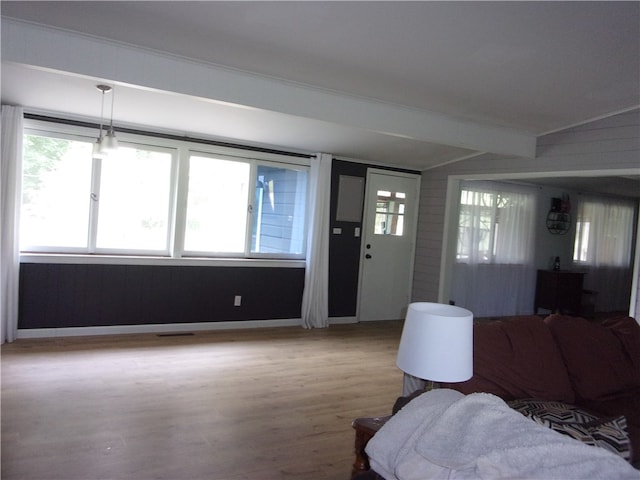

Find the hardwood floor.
xmin=1 ymin=321 xmax=404 ymax=480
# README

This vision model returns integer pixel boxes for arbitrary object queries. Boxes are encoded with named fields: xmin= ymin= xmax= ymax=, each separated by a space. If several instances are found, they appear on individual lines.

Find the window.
xmin=374 ymin=190 xmax=405 ymax=235
xmin=22 ymin=132 xmax=175 ymax=254
xmin=96 ymin=145 xmax=173 ymax=252
xmin=21 ymin=134 xmax=93 ymax=249
xmin=252 ymin=165 xmax=307 ymax=255
xmin=573 ymin=196 xmax=635 ymax=267
xmin=184 ymin=154 xmax=250 ymax=254
xmin=456 ymin=183 xmax=535 ymax=264
xmin=21 ymin=122 xmax=309 ymax=260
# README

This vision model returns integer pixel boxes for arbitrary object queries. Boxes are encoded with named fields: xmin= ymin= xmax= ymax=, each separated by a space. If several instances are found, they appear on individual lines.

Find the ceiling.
xmin=1 ymin=1 xmax=639 ymax=184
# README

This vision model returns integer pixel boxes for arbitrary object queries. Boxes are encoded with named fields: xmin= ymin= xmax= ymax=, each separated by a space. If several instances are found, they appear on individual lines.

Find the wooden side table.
xmin=351 ymin=415 xmax=391 ymax=479
xmin=534 ymin=270 xmax=585 ymax=315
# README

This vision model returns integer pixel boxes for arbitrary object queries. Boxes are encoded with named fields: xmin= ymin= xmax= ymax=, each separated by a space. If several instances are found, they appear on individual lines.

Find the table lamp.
xmin=397 ymin=302 xmax=473 ymax=395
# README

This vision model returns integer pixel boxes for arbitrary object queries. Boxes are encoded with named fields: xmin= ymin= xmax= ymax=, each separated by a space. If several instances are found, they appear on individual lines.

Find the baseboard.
xmin=16 ymin=318 xmax=303 ymax=339
xmin=16 ymin=315 xmax=363 ymax=339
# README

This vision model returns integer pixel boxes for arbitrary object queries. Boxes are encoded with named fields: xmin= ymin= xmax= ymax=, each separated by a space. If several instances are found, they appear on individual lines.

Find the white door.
xmin=358 ymin=169 xmax=421 ymax=321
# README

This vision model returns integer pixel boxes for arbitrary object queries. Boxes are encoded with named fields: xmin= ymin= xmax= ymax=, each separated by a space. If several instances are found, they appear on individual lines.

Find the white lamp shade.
xmin=396 ymin=302 xmax=473 ymax=383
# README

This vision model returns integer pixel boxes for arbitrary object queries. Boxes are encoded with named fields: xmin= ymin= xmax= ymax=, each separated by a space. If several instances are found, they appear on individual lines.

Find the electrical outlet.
xmin=234 ymin=295 xmax=242 ymax=306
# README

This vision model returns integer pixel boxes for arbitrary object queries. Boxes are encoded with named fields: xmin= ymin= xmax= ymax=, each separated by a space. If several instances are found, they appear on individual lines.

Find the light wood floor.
xmin=1 ymin=321 xmax=404 ymax=480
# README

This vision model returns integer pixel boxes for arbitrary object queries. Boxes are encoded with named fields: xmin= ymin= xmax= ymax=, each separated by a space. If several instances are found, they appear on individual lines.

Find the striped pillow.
xmin=508 ymin=398 xmax=631 ymax=461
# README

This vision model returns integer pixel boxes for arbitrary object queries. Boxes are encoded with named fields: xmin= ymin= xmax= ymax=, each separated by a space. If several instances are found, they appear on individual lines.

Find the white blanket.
xmin=366 ymin=389 xmax=640 ymax=480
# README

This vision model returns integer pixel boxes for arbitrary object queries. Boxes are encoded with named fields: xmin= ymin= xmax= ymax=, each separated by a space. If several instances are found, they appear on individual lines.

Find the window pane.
xmin=96 ymin=146 xmax=173 ymax=251
xmin=374 ymin=190 xmax=405 ymax=235
xmin=21 ymin=134 xmax=92 ymax=249
xmin=185 ymin=155 xmax=250 ymax=253
xmin=456 ymin=187 xmax=534 ymax=264
xmin=252 ymin=165 xmax=307 ymax=255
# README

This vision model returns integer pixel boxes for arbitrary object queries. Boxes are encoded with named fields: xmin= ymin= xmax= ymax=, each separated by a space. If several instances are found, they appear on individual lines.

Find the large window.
xmin=456 ymin=183 xmax=535 ymax=264
xmin=21 ymin=122 xmax=309 ymax=260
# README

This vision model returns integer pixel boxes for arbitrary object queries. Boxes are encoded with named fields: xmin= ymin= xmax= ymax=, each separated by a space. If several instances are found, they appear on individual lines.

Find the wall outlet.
xmin=234 ymin=295 xmax=242 ymax=306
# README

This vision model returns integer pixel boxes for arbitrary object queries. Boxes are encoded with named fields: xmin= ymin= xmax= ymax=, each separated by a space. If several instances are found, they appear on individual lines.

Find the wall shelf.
xmin=546 ymin=211 xmax=571 ymax=235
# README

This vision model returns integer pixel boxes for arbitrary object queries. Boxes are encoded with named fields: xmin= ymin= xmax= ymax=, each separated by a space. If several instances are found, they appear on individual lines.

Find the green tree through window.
xmin=22 ymin=135 xmax=70 ymax=204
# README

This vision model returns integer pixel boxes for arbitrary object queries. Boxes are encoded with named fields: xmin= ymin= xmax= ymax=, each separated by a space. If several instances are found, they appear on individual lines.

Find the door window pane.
xmin=374 ymin=190 xmax=405 ymax=235
xmin=184 ymin=155 xmax=250 ymax=253
xmin=96 ymin=146 xmax=173 ymax=251
xmin=252 ymin=165 xmax=307 ymax=255
xmin=21 ymin=134 xmax=92 ymax=249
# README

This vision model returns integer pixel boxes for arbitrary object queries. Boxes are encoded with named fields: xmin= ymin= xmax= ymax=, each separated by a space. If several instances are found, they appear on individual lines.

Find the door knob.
xmin=365 ymin=254 xmax=372 ymax=259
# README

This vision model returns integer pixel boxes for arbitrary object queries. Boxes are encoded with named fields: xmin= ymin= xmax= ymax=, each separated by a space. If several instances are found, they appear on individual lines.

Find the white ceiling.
xmin=1 ymin=1 xmax=639 ymax=173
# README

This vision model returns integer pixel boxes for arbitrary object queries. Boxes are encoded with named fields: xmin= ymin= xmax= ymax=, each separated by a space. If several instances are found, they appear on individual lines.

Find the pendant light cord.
xmin=109 ymin=87 xmax=115 ymax=132
xmin=99 ymin=89 xmax=105 ymax=139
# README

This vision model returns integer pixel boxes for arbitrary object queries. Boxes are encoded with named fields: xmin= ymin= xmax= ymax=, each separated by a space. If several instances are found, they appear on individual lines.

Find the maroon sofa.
xmin=444 ymin=314 xmax=640 ymax=466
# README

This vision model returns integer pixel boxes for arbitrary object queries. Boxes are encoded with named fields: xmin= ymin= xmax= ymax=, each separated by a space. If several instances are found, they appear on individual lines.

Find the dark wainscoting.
xmin=329 ymin=160 xmax=368 ymax=317
xmin=19 ymin=263 xmax=305 ymax=329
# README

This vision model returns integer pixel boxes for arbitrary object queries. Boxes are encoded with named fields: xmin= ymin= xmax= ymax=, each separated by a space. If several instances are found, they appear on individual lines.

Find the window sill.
xmin=19 ymin=253 xmax=305 ymax=269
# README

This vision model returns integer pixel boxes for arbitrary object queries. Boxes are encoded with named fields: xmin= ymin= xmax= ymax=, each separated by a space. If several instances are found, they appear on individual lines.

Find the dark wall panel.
xmin=19 ymin=263 xmax=305 ymax=329
xmin=328 ymin=160 xmax=368 ymax=317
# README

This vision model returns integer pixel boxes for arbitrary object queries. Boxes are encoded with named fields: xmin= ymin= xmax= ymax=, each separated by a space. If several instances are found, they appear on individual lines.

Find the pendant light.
xmin=92 ymin=84 xmax=118 ymax=157
xmin=92 ymin=84 xmax=110 ymax=159
xmin=102 ymin=85 xmax=119 ymax=153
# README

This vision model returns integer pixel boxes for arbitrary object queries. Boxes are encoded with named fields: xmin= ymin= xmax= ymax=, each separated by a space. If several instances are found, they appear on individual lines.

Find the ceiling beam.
xmin=2 ymin=19 xmax=536 ymax=158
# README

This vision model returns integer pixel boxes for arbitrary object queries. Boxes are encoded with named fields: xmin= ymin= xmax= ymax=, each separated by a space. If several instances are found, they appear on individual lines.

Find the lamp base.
xmin=402 ymin=374 xmax=441 ymax=396
xmin=402 ymin=373 xmax=427 ymax=396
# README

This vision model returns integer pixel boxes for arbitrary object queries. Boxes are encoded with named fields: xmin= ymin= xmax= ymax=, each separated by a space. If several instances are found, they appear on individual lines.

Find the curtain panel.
xmin=573 ymin=195 xmax=637 ymax=312
xmin=453 ymin=181 xmax=537 ymax=317
xmin=301 ymin=153 xmax=331 ymax=328
xmin=1 ymin=105 xmax=23 ymax=344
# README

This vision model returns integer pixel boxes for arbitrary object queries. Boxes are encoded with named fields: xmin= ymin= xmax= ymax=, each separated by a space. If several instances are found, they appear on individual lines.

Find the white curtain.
xmin=573 ymin=195 xmax=636 ymax=312
xmin=573 ymin=196 xmax=635 ymax=267
xmin=494 ymin=191 xmax=535 ymax=264
xmin=301 ymin=153 xmax=332 ymax=328
xmin=1 ymin=105 xmax=23 ymax=344
xmin=451 ymin=263 xmax=537 ymax=317
xmin=453 ymin=181 xmax=537 ymax=317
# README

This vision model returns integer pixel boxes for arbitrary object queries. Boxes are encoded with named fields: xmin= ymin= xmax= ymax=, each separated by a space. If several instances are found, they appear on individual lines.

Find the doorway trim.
xmin=439 ymin=168 xmax=640 ymax=315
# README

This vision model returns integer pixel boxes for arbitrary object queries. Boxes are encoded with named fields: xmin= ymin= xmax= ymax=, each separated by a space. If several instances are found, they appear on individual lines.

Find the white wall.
xmin=413 ymin=109 xmax=640 ymax=316
xmin=533 ymin=186 xmax=576 ymax=271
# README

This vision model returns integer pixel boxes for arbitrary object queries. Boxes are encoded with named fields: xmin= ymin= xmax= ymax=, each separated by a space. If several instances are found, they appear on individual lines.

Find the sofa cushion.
xmin=582 ymin=389 xmax=640 ymax=464
xmin=447 ymin=316 xmax=575 ymax=403
xmin=508 ymin=398 xmax=631 ymax=461
xmin=545 ymin=315 xmax=640 ymax=401
xmin=601 ymin=316 xmax=640 ymax=381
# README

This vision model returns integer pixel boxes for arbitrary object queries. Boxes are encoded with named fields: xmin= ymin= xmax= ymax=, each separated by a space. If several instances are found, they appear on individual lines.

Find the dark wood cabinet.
xmin=534 ymin=270 xmax=585 ymax=315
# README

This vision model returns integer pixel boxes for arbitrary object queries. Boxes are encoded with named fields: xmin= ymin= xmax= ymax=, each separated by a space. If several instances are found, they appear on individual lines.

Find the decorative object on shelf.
xmin=546 ymin=195 xmax=571 ymax=234
xmin=92 ymin=84 xmax=119 ymax=159
xmin=397 ymin=302 xmax=474 ymax=392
